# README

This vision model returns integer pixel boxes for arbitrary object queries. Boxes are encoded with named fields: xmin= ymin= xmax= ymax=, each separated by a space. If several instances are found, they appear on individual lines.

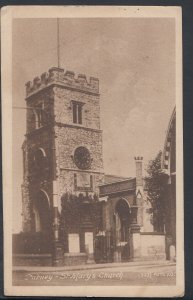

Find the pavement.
xmin=12 ymin=260 xmax=176 ymax=286
xmin=13 ymin=259 xmax=175 ymax=272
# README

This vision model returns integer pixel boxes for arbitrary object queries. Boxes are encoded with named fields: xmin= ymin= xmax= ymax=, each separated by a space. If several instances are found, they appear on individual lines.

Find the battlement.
xmin=134 ymin=156 xmax=143 ymax=161
xmin=25 ymin=67 xmax=99 ymax=97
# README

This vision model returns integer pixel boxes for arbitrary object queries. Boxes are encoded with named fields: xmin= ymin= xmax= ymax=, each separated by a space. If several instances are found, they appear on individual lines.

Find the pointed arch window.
xmin=34 ymin=148 xmax=48 ymax=178
xmin=34 ymin=103 xmax=45 ymax=128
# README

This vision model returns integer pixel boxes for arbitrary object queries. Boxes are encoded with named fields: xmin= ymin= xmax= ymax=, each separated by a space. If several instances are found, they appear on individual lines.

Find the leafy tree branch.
xmin=145 ymin=151 xmax=168 ymax=232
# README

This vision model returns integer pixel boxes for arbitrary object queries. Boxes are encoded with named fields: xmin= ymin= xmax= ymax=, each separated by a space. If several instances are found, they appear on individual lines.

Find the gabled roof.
xmin=103 ymin=174 xmax=133 ymax=185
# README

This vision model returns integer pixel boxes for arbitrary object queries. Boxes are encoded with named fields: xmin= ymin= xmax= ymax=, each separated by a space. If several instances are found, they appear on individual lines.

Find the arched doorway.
xmin=33 ymin=190 xmax=51 ymax=235
xmin=114 ymin=198 xmax=131 ymax=261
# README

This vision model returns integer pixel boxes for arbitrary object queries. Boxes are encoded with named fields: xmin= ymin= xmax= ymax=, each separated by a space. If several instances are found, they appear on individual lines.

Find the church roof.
xmin=99 ymin=175 xmax=136 ymax=196
xmin=103 ymin=174 xmax=133 ymax=184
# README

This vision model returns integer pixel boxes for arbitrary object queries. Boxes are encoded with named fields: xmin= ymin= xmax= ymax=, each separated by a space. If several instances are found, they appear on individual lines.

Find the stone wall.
xmin=63 ymin=253 xmax=87 ymax=266
xmin=140 ymin=233 xmax=166 ymax=260
xmin=13 ymin=254 xmax=52 ymax=266
xmin=26 ymin=87 xmax=54 ymax=133
xmin=54 ymin=85 xmax=104 ymax=198
xmin=53 ymin=86 xmax=100 ymax=130
xmin=58 ymin=170 xmax=103 ymax=195
xmin=56 ymin=126 xmax=103 ymax=171
xmin=22 ymin=67 xmax=104 ymax=258
xmin=21 ymin=182 xmax=32 ymax=232
xmin=22 ymin=125 xmax=54 ymax=232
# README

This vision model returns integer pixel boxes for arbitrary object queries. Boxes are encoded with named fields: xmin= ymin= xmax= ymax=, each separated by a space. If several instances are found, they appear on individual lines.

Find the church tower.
xmin=22 ymin=67 xmax=104 ymax=263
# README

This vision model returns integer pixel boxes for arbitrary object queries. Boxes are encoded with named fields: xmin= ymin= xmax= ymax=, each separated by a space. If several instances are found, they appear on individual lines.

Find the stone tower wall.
xmin=22 ymin=67 xmax=104 ymax=233
xmin=26 ymin=88 xmax=54 ymax=133
xmin=53 ymin=86 xmax=100 ymax=130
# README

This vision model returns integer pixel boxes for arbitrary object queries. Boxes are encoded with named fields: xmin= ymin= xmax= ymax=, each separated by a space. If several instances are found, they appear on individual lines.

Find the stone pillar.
xmin=130 ymin=206 xmax=141 ymax=260
xmin=113 ymin=250 xmax=121 ymax=262
xmin=21 ymin=140 xmax=33 ymax=232
xmin=135 ymin=156 xmax=143 ymax=189
xmin=52 ymin=180 xmax=63 ymax=266
xmin=53 ymin=180 xmax=59 ymax=240
xmin=85 ymin=244 xmax=95 ymax=264
xmin=21 ymin=182 xmax=33 ymax=232
xmin=52 ymin=240 xmax=64 ymax=266
xmin=51 ymin=123 xmax=63 ymax=266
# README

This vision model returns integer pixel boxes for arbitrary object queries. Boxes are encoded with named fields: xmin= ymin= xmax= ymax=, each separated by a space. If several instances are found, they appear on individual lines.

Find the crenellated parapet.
xmin=134 ymin=156 xmax=143 ymax=161
xmin=25 ymin=67 xmax=99 ymax=97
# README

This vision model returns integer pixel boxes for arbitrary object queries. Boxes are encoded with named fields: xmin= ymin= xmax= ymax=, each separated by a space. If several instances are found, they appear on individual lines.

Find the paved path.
xmin=13 ymin=261 xmax=176 ymax=286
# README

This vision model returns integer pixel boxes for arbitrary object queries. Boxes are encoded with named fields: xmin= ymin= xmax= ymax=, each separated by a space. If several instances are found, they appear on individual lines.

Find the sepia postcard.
xmin=1 ymin=5 xmax=184 ymax=297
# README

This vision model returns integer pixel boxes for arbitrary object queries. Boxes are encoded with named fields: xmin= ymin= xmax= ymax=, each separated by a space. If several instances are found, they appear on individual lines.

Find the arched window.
xmin=34 ymin=148 xmax=48 ymax=178
xmin=72 ymin=101 xmax=84 ymax=125
xmin=34 ymin=103 xmax=45 ymax=129
xmin=33 ymin=190 xmax=51 ymax=234
xmin=34 ymin=148 xmax=44 ymax=167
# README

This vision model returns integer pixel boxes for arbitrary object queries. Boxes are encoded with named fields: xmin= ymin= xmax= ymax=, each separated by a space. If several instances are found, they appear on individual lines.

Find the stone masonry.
xmin=22 ymin=67 xmax=104 ymax=236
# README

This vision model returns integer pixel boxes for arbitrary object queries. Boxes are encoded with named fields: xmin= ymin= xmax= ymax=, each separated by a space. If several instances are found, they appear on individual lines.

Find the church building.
xmin=162 ymin=108 xmax=176 ymax=260
xmin=16 ymin=67 xmax=166 ymax=266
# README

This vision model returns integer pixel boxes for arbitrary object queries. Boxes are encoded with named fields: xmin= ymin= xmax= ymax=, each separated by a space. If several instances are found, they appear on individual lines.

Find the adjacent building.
xmin=162 ymin=108 xmax=176 ymax=260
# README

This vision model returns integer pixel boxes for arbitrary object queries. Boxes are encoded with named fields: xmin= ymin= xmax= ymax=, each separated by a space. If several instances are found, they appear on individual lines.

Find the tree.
xmin=59 ymin=192 xmax=103 ymax=251
xmin=145 ymin=151 xmax=168 ymax=232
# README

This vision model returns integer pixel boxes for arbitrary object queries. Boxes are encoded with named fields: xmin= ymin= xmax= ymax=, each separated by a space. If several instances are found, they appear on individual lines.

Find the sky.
xmin=13 ymin=17 xmax=175 ymax=232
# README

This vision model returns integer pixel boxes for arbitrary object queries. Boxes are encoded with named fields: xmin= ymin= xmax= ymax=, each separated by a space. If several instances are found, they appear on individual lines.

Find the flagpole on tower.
xmin=57 ymin=18 xmax=60 ymax=68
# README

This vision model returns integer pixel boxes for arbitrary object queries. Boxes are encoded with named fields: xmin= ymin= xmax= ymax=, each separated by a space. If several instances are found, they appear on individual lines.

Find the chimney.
xmin=134 ymin=156 xmax=143 ymax=198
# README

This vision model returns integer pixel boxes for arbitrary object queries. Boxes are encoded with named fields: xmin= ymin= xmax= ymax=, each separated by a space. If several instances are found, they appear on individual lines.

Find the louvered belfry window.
xmin=72 ymin=101 xmax=83 ymax=125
